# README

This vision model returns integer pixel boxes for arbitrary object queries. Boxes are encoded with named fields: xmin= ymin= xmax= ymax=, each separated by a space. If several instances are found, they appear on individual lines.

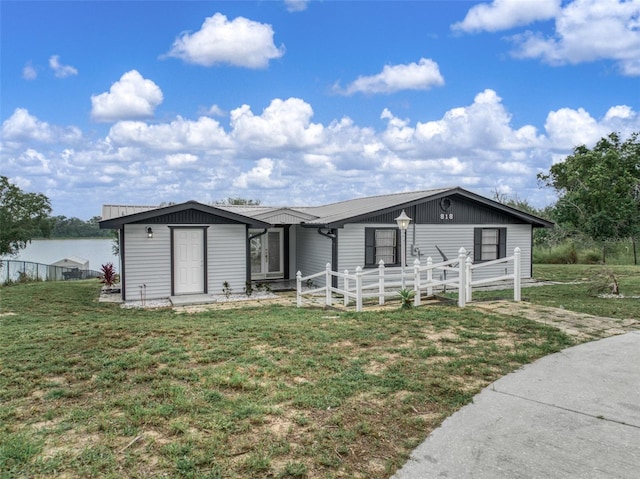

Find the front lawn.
xmin=472 ymin=264 xmax=640 ymax=320
xmin=1 ymin=280 xmax=573 ymax=478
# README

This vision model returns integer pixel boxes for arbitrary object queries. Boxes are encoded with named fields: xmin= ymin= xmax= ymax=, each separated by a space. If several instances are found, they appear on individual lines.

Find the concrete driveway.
xmin=391 ymin=331 xmax=640 ymax=478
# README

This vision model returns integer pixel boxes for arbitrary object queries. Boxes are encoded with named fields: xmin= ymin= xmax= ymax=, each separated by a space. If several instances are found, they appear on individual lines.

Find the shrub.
xmin=398 ymin=288 xmax=415 ymax=309
xmin=586 ymin=267 xmax=620 ymax=296
xmin=99 ymin=262 xmax=119 ymax=289
xmin=534 ymin=243 xmax=578 ymax=264
xmin=579 ymin=249 xmax=602 ymax=264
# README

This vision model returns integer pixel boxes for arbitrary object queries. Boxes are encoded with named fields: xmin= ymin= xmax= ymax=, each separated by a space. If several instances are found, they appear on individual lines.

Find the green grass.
xmin=470 ymin=264 xmax=639 ymax=319
xmin=1 ymin=279 xmax=577 ymax=478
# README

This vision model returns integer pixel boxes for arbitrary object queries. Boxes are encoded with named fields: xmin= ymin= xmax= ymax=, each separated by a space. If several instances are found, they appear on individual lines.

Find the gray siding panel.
xmin=295 ymin=226 xmax=332 ymax=285
xmin=124 ymin=224 xmax=172 ymax=300
xmin=124 ymin=223 xmax=248 ymax=301
xmin=336 ymin=223 xmax=533 ymax=284
xmin=208 ymin=224 xmax=247 ymax=295
xmin=355 ymin=195 xmax=527 ymax=225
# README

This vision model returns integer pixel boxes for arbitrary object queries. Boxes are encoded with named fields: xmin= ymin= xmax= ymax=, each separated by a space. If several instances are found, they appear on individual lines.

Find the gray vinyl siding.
xmin=409 ymin=223 xmax=532 ymax=279
xmin=335 ymin=223 xmax=533 ymax=283
xmin=124 ymin=224 xmax=171 ymax=300
xmin=288 ymin=226 xmax=297 ymax=278
xmin=208 ymin=224 xmax=247 ymax=294
xmin=294 ymin=226 xmax=332 ymax=285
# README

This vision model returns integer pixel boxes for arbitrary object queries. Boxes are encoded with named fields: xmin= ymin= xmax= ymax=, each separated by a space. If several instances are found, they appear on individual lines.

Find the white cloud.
xmin=200 ymin=104 xmax=226 ymax=117
xmin=604 ymin=105 xmax=636 ymax=121
xmin=165 ymin=13 xmax=285 ymax=68
xmin=233 ymin=158 xmax=288 ymax=188
xmin=108 ymin=116 xmax=231 ymax=151
xmin=22 ymin=62 xmax=37 ymax=80
xmin=336 ymin=58 xmax=444 ymax=95
xmin=409 ymin=89 xmax=544 ymax=153
xmin=3 ymin=92 xmax=639 ymax=218
xmin=544 ymin=107 xmax=604 ymax=147
xmin=2 ymin=108 xmax=54 ymax=142
xmin=545 ymin=103 xmax=640 ymax=148
xmin=16 ymin=149 xmax=51 ymax=175
xmin=1 ymin=108 xmax=81 ymax=144
xmin=454 ymin=0 xmax=640 ymax=76
xmin=91 ymin=70 xmax=163 ymax=123
xmin=512 ymin=0 xmax=640 ymax=75
xmin=285 ymin=0 xmax=309 ymax=12
xmin=49 ymin=55 xmax=78 ymax=78
xmin=166 ymin=153 xmax=198 ymax=167
xmin=230 ymin=98 xmax=324 ymax=149
xmin=453 ymin=0 xmax=560 ymax=32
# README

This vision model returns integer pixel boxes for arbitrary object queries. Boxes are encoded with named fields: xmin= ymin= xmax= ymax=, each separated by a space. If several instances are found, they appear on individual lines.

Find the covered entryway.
xmin=173 ymin=228 xmax=205 ymax=295
xmin=250 ymin=228 xmax=284 ymax=280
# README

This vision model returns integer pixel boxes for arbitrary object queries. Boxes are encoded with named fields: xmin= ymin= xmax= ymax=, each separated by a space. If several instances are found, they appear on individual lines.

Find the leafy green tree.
xmin=46 ymin=215 xmax=112 ymax=238
xmin=0 ymin=176 xmax=52 ymax=256
xmin=538 ymin=132 xmax=640 ymax=261
xmin=216 ymin=197 xmax=261 ymax=206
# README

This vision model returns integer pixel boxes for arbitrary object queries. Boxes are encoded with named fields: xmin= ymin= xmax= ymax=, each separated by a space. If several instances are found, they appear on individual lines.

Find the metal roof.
xmin=299 ymin=188 xmax=453 ymax=227
xmin=99 ymin=187 xmax=553 ymax=229
xmin=99 ymin=201 xmax=271 ymax=229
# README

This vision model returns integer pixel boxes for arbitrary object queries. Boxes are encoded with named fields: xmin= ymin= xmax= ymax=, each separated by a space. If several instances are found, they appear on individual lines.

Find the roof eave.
xmin=99 ymin=200 xmax=271 ymax=229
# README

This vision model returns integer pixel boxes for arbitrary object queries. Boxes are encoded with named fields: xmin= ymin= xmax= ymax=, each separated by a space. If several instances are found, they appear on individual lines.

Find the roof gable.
xmin=99 ymin=187 xmax=553 ymax=230
xmin=301 ymin=187 xmax=553 ymax=228
xmin=99 ymin=201 xmax=271 ymax=229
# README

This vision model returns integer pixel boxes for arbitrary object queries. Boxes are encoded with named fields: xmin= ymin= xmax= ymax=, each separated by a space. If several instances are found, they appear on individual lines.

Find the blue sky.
xmin=2 ymin=0 xmax=639 ymax=219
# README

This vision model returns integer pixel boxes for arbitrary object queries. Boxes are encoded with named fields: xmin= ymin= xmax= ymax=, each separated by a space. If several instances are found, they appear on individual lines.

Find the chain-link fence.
xmin=0 ymin=260 xmax=102 ymax=285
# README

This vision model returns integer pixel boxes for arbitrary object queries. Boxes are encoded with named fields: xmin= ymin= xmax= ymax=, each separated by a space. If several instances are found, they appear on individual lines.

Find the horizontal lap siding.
xmin=411 ymin=224 xmax=532 ymax=279
xmin=336 ymin=223 xmax=533 ymax=284
xmin=124 ymin=224 xmax=171 ymax=300
xmin=338 ymin=223 xmax=378 ymax=273
xmin=295 ymin=226 xmax=332 ymax=286
xmin=208 ymin=224 xmax=247 ymax=294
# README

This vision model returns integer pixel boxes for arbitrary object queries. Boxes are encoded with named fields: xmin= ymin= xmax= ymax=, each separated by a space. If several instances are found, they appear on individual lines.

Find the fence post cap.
xmin=458 ymin=247 xmax=467 ymax=255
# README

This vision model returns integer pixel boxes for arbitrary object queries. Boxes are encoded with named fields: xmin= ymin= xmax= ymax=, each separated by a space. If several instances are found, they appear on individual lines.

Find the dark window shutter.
xmin=396 ymin=229 xmax=402 ymax=266
xmin=498 ymin=228 xmax=507 ymax=258
xmin=365 ymin=228 xmax=375 ymax=266
xmin=473 ymin=228 xmax=482 ymax=262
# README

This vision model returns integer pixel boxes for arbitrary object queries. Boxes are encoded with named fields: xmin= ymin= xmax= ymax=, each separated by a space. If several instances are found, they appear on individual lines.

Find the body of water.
xmin=2 ymin=238 xmax=119 ymax=272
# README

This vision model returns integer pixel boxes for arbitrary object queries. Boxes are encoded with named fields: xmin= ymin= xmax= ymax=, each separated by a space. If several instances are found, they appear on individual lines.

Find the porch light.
xmin=395 ymin=210 xmax=412 ymax=289
xmin=395 ymin=210 xmax=411 ymax=231
xmin=147 ymin=227 xmax=153 ymax=239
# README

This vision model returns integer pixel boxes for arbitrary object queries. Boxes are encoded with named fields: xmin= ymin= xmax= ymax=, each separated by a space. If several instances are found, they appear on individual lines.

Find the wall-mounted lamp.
xmin=147 ymin=227 xmax=153 ymax=239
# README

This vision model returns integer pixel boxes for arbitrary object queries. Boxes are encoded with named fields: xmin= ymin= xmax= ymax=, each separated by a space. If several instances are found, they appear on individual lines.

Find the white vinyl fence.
xmin=296 ymin=247 xmax=521 ymax=312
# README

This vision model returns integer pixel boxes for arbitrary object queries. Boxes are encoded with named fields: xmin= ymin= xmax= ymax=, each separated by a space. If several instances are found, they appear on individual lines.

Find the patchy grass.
xmin=1 ymin=280 xmax=573 ymax=478
xmin=472 ymin=264 xmax=640 ymax=320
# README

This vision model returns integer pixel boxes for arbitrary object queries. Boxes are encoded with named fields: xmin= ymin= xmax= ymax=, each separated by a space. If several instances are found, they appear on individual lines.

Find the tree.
xmin=215 ymin=197 xmax=261 ymax=206
xmin=0 ymin=176 xmax=52 ymax=256
xmin=538 ymin=132 xmax=640 ymax=262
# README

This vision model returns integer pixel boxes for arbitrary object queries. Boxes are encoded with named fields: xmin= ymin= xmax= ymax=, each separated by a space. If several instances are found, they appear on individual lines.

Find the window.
xmin=365 ymin=228 xmax=400 ymax=267
xmin=474 ymin=228 xmax=506 ymax=262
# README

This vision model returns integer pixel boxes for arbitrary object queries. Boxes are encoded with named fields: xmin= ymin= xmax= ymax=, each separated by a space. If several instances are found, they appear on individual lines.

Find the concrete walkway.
xmin=472 ymin=300 xmax=640 ymax=341
xmin=391 ymin=331 xmax=640 ymax=479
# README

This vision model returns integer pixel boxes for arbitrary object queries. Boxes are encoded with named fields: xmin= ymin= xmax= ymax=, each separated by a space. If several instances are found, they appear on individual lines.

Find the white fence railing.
xmin=296 ymin=247 xmax=521 ymax=312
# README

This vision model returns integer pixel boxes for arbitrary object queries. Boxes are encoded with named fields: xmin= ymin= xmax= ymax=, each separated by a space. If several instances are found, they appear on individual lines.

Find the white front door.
xmin=250 ymin=228 xmax=284 ymax=280
xmin=174 ymin=228 xmax=205 ymax=295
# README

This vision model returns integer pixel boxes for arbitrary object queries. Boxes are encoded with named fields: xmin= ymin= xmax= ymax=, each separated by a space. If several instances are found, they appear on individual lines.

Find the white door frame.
xmin=172 ymin=227 xmax=206 ymax=295
xmin=250 ymin=228 xmax=284 ymax=280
